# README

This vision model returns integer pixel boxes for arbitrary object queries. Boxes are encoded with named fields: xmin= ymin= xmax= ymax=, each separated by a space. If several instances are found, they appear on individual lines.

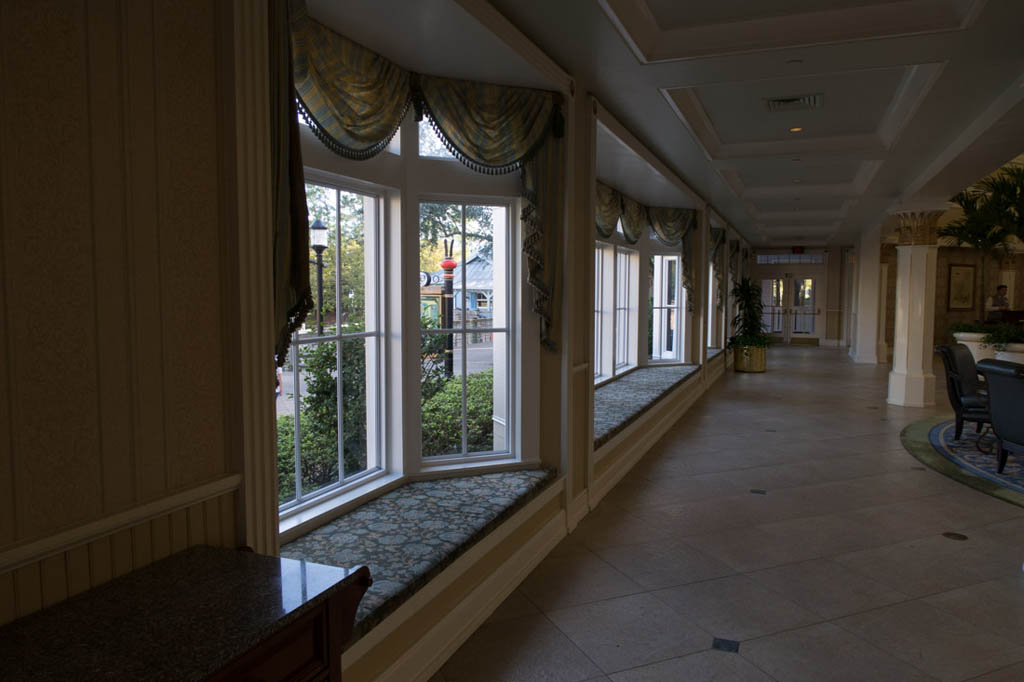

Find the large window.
xmin=649 ymin=254 xmax=684 ymax=362
xmin=707 ymin=262 xmax=717 ymax=348
xmin=419 ymin=202 xmax=512 ymax=459
xmin=594 ymin=239 xmax=638 ymax=382
xmin=278 ymin=183 xmax=383 ymax=509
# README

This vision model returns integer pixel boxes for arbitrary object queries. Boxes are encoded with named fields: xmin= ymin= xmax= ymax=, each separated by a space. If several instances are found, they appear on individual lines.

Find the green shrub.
xmin=983 ymin=323 xmax=1024 ymax=350
xmin=421 ymin=369 xmax=494 ymax=457
xmin=950 ymin=322 xmax=988 ymax=334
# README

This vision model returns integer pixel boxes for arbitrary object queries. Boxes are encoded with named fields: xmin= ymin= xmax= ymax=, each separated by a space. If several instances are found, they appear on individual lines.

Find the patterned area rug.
xmin=593 ymin=365 xmax=699 ymax=448
xmin=281 ymin=469 xmax=555 ymax=643
xmin=928 ymin=421 xmax=1024 ymax=495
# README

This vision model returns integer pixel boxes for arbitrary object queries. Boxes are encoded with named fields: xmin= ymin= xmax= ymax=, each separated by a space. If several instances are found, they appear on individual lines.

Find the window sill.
xmin=279 ymin=470 xmax=405 ymax=544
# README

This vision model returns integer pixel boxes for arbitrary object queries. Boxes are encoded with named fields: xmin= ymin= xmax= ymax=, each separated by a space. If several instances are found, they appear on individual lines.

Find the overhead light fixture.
xmin=789 ymin=127 xmax=804 ymax=133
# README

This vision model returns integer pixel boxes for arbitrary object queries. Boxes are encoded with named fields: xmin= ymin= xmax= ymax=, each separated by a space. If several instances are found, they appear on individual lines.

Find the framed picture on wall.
xmin=948 ymin=264 xmax=975 ymax=311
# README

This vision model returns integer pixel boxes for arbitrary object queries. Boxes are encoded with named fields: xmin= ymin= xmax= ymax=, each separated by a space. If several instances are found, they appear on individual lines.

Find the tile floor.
xmin=432 ymin=346 xmax=1024 ymax=681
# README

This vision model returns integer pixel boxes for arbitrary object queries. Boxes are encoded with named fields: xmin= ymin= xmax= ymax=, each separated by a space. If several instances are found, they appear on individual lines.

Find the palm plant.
xmin=727 ymin=277 xmax=770 ymax=348
xmin=978 ymin=163 xmax=1024 ymax=239
xmin=938 ymin=189 xmax=1011 ymax=321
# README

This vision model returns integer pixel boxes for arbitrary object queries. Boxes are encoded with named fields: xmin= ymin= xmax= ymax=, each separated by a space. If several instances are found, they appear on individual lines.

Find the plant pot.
xmin=953 ymin=332 xmax=995 ymax=364
xmin=734 ymin=345 xmax=766 ymax=373
xmin=995 ymin=343 xmax=1024 ymax=364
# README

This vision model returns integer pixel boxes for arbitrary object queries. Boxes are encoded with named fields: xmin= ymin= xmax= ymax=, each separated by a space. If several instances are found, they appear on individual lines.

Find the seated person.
xmin=986 ymin=284 xmax=1010 ymax=316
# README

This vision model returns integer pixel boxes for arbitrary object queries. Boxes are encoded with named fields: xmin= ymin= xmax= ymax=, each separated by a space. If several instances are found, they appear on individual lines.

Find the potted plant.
xmin=727 ymin=277 xmax=771 ymax=372
xmin=983 ymin=323 xmax=1024 ymax=363
xmin=938 ymin=189 xmax=1012 ymax=325
xmin=950 ymin=322 xmax=996 ymax=363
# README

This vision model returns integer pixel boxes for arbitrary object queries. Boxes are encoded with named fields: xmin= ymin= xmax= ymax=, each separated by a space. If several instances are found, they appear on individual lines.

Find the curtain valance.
xmin=291 ymin=3 xmax=411 ymax=159
xmin=620 ymin=196 xmax=647 ymax=244
xmin=595 ymin=182 xmax=622 ymax=238
xmin=289 ymin=4 xmax=565 ymax=349
xmin=594 ymin=182 xmax=697 ymax=248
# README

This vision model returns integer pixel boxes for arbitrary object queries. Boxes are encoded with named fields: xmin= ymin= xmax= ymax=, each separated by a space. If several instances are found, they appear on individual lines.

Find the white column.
xmin=876 ymin=263 xmax=889 ymax=362
xmin=851 ymin=221 xmax=882 ymax=363
xmin=886 ymin=209 xmax=945 ymax=407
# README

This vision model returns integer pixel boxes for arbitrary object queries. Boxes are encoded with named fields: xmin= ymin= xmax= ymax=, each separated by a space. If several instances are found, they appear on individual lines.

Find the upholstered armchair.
xmin=935 ymin=344 xmax=990 ymax=440
xmin=976 ymin=359 xmax=1024 ymax=473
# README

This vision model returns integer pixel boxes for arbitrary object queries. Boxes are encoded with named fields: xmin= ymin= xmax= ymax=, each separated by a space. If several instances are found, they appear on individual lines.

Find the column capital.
xmin=888 ymin=208 xmax=947 ymax=246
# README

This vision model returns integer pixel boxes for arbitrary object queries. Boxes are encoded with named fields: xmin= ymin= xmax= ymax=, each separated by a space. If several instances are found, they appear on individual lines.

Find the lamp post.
xmin=310 ymin=218 xmax=328 ymax=335
xmin=441 ymin=239 xmax=457 ymax=378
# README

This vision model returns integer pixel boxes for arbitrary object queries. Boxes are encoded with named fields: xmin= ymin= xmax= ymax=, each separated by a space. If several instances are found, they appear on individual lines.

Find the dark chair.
xmin=935 ymin=344 xmax=990 ymax=439
xmin=977 ymin=359 xmax=1024 ymax=473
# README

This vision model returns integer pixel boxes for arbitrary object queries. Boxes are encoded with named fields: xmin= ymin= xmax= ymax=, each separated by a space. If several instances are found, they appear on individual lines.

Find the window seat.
xmin=594 ymin=365 xmax=700 ymax=448
xmin=707 ymin=347 xmax=724 ymax=360
xmin=280 ymin=468 xmax=556 ymax=646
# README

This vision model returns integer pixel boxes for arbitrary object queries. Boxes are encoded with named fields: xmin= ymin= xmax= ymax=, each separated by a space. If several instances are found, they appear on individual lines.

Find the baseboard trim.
xmin=382 ymin=511 xmax=567 ymax=682
xmin=342 ymin=478 xmax=566 ymax=681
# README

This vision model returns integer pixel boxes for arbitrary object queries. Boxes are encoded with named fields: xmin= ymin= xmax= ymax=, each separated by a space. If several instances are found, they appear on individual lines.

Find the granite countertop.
xmin=0 ymin=546 xmax=366 ymax=682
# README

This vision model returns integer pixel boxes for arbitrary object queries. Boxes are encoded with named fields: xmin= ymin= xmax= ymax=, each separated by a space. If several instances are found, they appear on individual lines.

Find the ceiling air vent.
xmin=763 ymin=93 xmax=823 ymax=112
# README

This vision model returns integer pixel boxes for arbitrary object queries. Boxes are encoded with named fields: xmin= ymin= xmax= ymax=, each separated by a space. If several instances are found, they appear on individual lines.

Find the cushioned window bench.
xmin=593 ymin=364 xmax=700 ymax=449
xmin=281 ymin=469 xmax=555 ymax=647
xmin=706 ymin=347 xmax=724 ymax=361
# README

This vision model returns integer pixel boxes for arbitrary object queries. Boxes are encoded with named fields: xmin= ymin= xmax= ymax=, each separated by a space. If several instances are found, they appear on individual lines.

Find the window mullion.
xmin=460 ymin=205 xmax=468 ymax=456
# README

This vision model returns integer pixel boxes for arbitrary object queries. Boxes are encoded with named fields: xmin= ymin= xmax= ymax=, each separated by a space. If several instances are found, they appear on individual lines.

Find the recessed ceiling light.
xmin=789 ymin=127 xmax=804 ymax=133
xmin=792 ymin=179 xmax=802 ymax=184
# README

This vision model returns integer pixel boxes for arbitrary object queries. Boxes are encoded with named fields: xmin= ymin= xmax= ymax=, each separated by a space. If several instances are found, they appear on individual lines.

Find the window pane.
xmin=297 ymin=341 xmax=340 ymax=497
xmin=420 ymin=203 xmax=463 ymax=330
xmin=666 ymin=258 xmax=677 ymax=306
xmin=418 ymin=119 xmax=454 ymax=158
xmin=338 ymin=191 xmax=366 ymax=333
xmin=276 ymin=355 xmax=298 ymax=506
xmin=305 ymin=184 xmax=338 ymax=337
xmin=466 ymin=331 xmax=507 ymax=454
xmin=421 ymin=332 xmax=464 ymax=457
xmin=465 ymin=205 xmax=506 ymax=330
xmin=340 ymin=337 xmax=369 ymax=477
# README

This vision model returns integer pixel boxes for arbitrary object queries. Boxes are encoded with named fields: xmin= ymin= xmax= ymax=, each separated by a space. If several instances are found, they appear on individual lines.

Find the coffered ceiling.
xmin=310 ymin=0 xmax=1024 ymax=247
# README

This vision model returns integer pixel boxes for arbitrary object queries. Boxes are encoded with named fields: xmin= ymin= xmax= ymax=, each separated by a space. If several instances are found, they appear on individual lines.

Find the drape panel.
xmin=273 ymin=0 xmax=312 ymax=365
xmin=649 ymin=207 xmax=695 ymax=247
xmin=710 ymin=229 xmax=726 ymax=310
xmin=595 ymin=182 xmax=622 ymax=238
xmin=290 ymin=2 xmax=410 ymax=158
xmin=289 ymin=5 xmax=564 ymax=350
xmin=680 ymin=219 xmax=700 ymax=312
xmin=620 ymin=195 xmax=646 ymax=244
xmin=419 ymin=75 xmax=556 ymax=174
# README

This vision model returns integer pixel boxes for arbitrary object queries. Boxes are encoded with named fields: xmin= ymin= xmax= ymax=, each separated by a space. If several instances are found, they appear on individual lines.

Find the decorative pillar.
xmin=851 ymin=221 xmax=882 ymax=363
xmin=887 ymin=209 xmax=945 ymax=407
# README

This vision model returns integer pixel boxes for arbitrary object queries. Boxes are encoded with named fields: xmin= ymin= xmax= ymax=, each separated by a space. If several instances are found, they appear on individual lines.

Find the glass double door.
xmin=761 ymin=276 xmax=820 ymax=344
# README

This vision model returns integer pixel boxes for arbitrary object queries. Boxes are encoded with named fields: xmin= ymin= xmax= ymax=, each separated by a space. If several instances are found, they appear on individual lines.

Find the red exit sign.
xmin=791 ymin=247 xmax=805 ymax=254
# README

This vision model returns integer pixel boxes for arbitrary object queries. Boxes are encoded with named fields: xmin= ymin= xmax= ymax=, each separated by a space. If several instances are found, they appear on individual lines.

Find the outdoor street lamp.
xmin=441 ymin=239 xmax=457 ymax=378
xmin=310 ymin=218 xmax=329 ymax=335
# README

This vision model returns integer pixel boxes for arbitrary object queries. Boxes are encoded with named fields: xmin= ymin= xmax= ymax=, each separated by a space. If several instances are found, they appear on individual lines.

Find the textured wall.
xmin=0 ymin=0 xmax=242 ymax=623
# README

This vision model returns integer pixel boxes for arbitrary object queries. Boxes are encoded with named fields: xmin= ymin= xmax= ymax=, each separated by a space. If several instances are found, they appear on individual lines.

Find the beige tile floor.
xmin=433 ymin=346 xmax=1024 ymax=682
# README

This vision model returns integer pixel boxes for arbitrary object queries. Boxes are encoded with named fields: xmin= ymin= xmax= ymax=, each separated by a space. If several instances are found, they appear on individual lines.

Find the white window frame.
xmin=650 ymin=253 xmax=685 ymax=363
xmin=279 ymin=178 xmax=388 ymax=519
xmin=279 ymin=111 xmax=535 ymax=537
xmin=594 ymin=229 xmax=639 ymax=386
xmin=416 ymin=198 xmax=518 ymax=466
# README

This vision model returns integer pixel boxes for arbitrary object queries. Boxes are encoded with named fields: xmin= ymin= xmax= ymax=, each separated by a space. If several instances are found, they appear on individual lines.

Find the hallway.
xmin=437 ymin=346 xmax=1024 ymax=682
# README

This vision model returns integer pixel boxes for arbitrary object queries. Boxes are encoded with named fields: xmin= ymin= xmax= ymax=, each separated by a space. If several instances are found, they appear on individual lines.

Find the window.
xmin=614 ymin=247 xmax=635 ymax=369
xmin=594 ymin=239 xmax=638 ymax=382
xmin=419 ymin=120 xmax=455 ymax=159
xmin=707 ymin=262 xmax=716 ymax=348
xmin=278 ymin=183 xmax=384 ymax=510
xmin=649 ymin=254 xmax=684 ymax=362
xmin=419 ymin=202 xmax=512 ymax=459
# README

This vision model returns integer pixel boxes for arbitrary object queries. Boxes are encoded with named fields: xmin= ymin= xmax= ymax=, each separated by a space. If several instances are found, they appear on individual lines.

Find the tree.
xmin=419 ymin=202 xmax=495 ymax=271
xmin=979 ymin=164 xmax=1024 ymax=240
xmin=938 ymin=190 xmax=1011 ymax=322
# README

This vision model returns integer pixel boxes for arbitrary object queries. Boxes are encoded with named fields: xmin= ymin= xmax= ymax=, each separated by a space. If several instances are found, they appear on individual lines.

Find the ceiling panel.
xmin=738 ymin=161 xmax=860 ymax=188
xmin=751 ymin=197 xmax=849 ymax=213
xmin=645 ymin=0 xmax=908 ymax=31
xmin=692 ymin=68 xmax=907 ymax=144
